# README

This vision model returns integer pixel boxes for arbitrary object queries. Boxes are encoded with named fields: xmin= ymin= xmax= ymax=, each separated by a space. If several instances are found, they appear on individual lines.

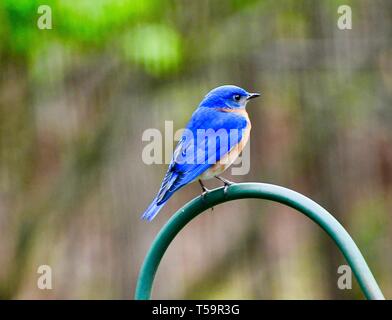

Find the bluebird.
xmin=142 ymin=85 xmax=260 ymax=221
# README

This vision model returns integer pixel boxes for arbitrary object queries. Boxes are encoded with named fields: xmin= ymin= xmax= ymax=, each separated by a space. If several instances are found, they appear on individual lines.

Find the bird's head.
xmin=199 ymin=85 xmax=260 ymax=110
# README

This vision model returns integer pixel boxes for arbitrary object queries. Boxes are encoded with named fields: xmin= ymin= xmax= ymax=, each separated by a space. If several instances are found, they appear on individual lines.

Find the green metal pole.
xmin=135 ymin=183 xmax=385 ymax=300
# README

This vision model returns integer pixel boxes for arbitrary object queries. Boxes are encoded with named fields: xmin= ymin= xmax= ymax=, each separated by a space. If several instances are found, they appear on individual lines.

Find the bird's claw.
xmin=215 ymin=176 xmax=234 ymax=198
xmin=201 ymin=190 xmax=209 ymax=203
xmin=223 ymin=182 xmax=233 ymax=197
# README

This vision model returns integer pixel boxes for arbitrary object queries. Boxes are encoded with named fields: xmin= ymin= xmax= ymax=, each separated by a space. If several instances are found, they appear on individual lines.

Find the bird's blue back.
xmin=156 ymin=107 xmax=247 ymax=204
xmin=142 ymin=85 xmax=252 ymax=221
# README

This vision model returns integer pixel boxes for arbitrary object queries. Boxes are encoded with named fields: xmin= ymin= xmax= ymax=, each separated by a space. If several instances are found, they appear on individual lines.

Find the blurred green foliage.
xmin=2 ymin=0 xmax=180 ymax=75
xmin=0 ymin=0 xmax=391 ymax=300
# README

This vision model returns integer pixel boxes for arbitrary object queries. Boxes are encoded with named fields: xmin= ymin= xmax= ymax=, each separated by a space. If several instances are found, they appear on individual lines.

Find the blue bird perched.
xmin=142 ymin=85 xmax=260 ymax=221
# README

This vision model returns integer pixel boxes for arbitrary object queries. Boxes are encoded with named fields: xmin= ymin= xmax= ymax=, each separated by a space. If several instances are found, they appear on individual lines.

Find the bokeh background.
xmin=0 ymin=0 xmax=391 ymax=299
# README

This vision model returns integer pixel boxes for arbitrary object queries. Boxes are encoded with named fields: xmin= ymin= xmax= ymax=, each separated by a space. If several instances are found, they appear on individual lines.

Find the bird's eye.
xmin=233 ymin=94 xmax=241 ymax=101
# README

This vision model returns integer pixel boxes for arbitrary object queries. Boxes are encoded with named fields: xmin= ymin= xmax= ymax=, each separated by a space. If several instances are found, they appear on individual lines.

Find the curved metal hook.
xmin=135 ymin=183 xmax=385 ymax=300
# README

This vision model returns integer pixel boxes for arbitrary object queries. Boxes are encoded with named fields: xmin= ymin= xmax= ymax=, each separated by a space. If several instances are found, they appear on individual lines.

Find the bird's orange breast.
xmin=199 ymin=109 xmax=251 ymax=180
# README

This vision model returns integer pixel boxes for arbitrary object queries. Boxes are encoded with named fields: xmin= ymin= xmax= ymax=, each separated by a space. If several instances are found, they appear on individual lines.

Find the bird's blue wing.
xmin=156 ymin=107 xmax=247 ymax=205
xmin=142 ymin=107 xmax=247 ymax=221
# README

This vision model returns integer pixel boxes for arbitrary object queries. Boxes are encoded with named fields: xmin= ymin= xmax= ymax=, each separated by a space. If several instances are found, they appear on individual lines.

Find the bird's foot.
xmin=201 ymin=190 xmax=209 ymax=202
xmin=199 ymin=180 xmax=214 ymax=211
xmin=199 ymin=180 xmax=210 ymax=204
xmin=215 ymin=176 xmax=235 ymax=197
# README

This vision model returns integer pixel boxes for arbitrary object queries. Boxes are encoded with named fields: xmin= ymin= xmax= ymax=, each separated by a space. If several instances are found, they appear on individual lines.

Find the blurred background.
xmin=0 ymin=0 xmax=391 ymax=299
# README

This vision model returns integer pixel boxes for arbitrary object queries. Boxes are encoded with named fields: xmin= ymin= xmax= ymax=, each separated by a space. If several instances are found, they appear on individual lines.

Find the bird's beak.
xmin=246 ymin=93 xmax=261 ymax=100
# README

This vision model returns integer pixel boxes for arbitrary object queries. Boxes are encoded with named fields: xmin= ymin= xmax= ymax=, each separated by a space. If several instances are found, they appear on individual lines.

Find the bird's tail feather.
xmin=141 ymin=171 xmax=179 ymax=221
xmin=141 ymin=197 xmax=166 ymax=221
